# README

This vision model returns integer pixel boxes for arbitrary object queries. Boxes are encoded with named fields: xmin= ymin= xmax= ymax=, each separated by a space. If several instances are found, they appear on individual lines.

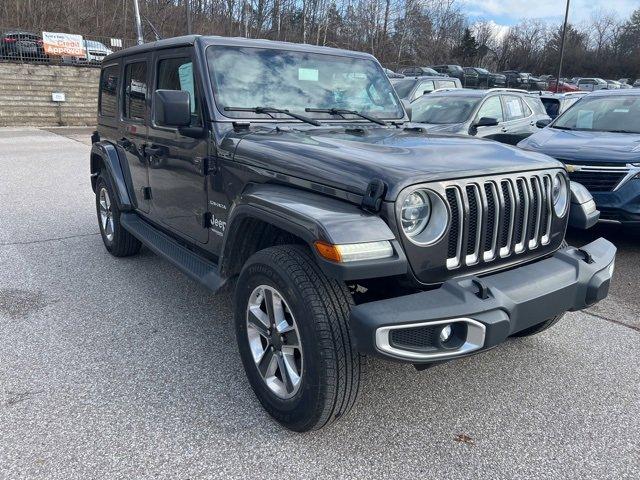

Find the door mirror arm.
xmin=178 ymin=126 xmax=207 ymax=139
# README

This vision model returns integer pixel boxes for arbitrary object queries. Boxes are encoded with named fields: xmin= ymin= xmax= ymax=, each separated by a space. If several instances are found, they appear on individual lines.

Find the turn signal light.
xmin=314 ymin=240 xmax=393 ymax=263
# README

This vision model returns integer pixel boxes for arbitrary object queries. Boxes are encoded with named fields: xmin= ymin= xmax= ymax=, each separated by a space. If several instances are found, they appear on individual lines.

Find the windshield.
xmin=553 ymin=95 xmax=640 ymax=133
xmin=206 ymin=45 xmax=403 ymax=120
xmin=411 ymin=95 xmax=480 ymax=124
xmin=476 ymin=68 xmax=489 ymax=75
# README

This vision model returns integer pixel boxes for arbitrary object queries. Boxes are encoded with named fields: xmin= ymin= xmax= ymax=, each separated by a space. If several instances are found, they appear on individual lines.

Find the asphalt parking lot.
xmin=1 ymin=127 xmax=638 ymax=479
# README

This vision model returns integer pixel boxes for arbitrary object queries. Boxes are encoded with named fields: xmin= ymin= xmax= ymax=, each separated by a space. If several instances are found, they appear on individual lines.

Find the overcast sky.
xmin=461 ymin=0 xmax=638 ymax=26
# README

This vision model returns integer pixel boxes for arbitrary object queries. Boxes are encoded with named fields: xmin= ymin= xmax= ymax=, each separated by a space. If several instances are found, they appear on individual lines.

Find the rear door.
xmin=500 ymin=95 xmax=533 ymax=145
xmin=119 ymin=57 xmax=151 ymax=213
xmin=146 ymin=47 xmax=209 ymax=244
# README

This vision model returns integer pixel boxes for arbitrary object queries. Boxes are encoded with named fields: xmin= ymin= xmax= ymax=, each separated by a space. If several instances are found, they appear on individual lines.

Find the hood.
xmin=518 ymin=127 xmax=640 ymax=164
xmin=419 ymin=123 xmax=467 ymax=134
xmin=230 ymin=125 xmax=561 ymax=201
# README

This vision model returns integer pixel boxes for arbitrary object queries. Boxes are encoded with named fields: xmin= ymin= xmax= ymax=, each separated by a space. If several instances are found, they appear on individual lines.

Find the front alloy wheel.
xmin=234 ymin=245 xmax=360 ymax=431
xmin=98 ymin=187 xmax=114 ymax=242
xmin=246 ymin=285 xmax=303 ymax=399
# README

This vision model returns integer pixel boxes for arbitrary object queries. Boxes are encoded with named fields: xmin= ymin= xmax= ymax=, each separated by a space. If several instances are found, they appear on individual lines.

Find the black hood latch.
xmin=361 ymin=179 xmax=387 ymax=213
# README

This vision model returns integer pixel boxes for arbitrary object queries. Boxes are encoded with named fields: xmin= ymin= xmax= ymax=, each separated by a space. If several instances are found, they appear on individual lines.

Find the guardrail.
xmin=0 ymin=28 xmax=136 ymax=67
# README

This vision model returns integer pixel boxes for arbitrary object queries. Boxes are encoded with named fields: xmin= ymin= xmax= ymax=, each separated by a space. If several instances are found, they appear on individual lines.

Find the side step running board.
xmin=120 ymin=213 xmax=224 ymax=293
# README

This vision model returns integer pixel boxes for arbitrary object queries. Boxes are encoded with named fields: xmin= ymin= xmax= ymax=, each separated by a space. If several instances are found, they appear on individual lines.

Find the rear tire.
xmin=234 ymin=245 xmax=360 ymax=432
xmin=95 ymin=172 xmax=141 ymax=257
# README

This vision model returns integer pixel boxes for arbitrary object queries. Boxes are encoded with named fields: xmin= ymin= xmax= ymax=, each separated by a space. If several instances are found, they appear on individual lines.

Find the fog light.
xmin=439 ymin=324 xmax=452 ymax=343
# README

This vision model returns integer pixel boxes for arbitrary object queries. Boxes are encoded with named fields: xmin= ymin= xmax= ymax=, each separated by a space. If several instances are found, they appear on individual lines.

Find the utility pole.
xmin=186 ymin=0 xmax=192 ymax=34
xmin=133 ymin=0 xmax=144 ymax=45
xmin=555 ymin=0 xmax=571 ymax=93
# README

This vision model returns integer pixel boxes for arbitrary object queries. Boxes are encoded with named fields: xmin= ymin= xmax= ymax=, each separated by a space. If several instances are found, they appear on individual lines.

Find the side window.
xmin=503 ymin=95 xmax=525 ymax=121
xmin=123 ymin=62 xmax=147 ymax=121
xmin=413 ymin=81 xmax=435 ymax=99
xmin=438 ymin=80 xmax=457 ymax=89
xmin=99 ymin=65 xmax=119 ymax=117
xmin=520 ymin=98 xmax=533 ymax=116
xmin=157 ymin=57 xmax=201 ymax=126
xmin=477 ymin=96 xmax=504 ymax=122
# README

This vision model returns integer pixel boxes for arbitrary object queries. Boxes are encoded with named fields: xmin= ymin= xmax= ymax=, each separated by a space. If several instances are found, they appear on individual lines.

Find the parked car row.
xmin=0 ymin=29 xmax=113 ymax=65
xmin=388 ymin=65 xmax=640 ymax=92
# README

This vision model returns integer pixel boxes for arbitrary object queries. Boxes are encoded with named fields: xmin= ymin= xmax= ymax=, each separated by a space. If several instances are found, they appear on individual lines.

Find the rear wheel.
xmin=234 ymin=245 xmax=360 ymax=432
xmin=95 ymin=173 xmax=141 ymax=257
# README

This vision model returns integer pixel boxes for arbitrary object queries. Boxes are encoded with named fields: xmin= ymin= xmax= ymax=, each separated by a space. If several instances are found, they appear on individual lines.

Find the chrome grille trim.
xmin=482 ymin=182 xmax=500 ymax=262
xmin=444 ymin=171 xmax=560 ymax=270
xmin=464 ymin=184 xmax=482 ymax=266
xmin=446 ymin=187 xmax=464 ymax=269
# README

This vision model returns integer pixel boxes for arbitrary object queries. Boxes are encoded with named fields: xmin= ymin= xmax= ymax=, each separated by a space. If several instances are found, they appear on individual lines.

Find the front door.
xmin=119 ymin=57 xmax=151 ymax=212
xmin=147 ymin=48 xmax=209 ymax=244
xmin=473 ymin=95 xmax=505 ymax=141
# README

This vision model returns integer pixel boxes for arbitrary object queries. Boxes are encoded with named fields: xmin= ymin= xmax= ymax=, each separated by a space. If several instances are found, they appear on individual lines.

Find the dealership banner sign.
xmin=42 ymin=32 xmax=86 ymax=57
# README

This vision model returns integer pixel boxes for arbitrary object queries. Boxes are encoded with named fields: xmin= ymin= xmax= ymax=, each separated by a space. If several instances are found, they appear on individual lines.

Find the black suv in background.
xmin=431 ymin=64 xmax=465 ymax=82
xmin=502 ymin=71 xmax=546 ymax=90
xmin=463 ymin=67 xmax=506 ymax=88
xmin=90 ymin=35 xmax=615 ymax=432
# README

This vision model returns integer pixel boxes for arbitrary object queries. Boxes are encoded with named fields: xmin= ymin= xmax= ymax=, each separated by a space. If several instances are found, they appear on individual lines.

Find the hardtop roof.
xmin=104 ymin=35 xmax=376 ymax=62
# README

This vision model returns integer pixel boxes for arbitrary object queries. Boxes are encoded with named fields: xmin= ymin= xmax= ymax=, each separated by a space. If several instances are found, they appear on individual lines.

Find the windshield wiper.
xmin=305 ymin=108 xmax=387 ymax=126
xmin=551 ymin=125 xmax=575 ymax=131
xmin=224 ymin=106 xmax=321 ymax=126
xmin=607 ymin=129 xmax=639 ymax=134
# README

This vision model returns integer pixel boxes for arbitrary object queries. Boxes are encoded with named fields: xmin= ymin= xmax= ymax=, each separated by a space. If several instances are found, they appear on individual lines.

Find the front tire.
xmin=95 ymin=173 xmax=141 ymax=257
xmin=234 ymin=245 xmax=360 ymax=432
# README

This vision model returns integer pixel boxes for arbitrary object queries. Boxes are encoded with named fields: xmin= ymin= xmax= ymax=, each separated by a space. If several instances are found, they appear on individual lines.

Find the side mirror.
xmin=536 ymin=118 xmax=552 ymax=128
xmin=401 ymin=99 xmax=412 ymax=120
xmin=475 ymin=117 xmax=499 ymax=128
xmin=153 ymin=89 xmax=191 ymax=127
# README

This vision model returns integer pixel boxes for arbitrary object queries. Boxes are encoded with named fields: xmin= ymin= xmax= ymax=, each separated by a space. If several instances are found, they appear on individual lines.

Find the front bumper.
xmin=350 ymin=238 xmax=616 ymax=363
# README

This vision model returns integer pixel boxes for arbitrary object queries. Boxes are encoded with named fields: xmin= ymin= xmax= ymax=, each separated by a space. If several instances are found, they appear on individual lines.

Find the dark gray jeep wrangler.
xmin=90 ymin=35 xmax=616 ymax=432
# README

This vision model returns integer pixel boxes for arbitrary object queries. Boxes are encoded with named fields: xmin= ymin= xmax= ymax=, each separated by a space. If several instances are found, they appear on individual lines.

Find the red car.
xmin=547 ymin=80 xmax=579 ymax=93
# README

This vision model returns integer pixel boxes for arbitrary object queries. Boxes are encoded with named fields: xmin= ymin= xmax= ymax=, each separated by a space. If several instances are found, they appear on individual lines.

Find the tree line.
xmin=3 ymin=0 xmax=640 ymax=78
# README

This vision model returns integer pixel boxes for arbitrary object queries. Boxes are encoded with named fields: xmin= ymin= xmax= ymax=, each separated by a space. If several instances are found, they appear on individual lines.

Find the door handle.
xmin=117 ymin=137 xmax=132 ymax=149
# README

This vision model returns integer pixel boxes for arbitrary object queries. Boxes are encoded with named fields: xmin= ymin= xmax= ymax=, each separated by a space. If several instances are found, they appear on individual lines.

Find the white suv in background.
xmin=577 ymin=78 xmax=608 ymax=91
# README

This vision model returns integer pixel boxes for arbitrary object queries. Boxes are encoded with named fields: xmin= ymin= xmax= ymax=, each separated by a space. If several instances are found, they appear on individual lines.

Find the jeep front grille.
xmin=445 ymin=173 xmax=554 ymax=270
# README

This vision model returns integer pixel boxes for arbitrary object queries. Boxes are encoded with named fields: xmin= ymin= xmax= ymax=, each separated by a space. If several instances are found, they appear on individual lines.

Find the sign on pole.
xmin=42 ymin=31 xmax=86 ymax=57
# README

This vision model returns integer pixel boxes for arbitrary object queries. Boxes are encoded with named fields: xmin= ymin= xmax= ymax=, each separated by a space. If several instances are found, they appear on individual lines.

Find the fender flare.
xmin=90 ymin=141 xmax=133 ymax=211
xmin=220 ymin=183 xmax=408 ymax=281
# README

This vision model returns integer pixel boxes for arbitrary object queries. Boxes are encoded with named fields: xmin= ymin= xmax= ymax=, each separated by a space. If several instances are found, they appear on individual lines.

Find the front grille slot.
xmin=444 ymin=172 xmax=555 ymax=269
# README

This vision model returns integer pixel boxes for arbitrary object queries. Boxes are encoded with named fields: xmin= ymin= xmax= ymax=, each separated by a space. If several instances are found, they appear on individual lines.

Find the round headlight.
xmin=398 ymin=189 xmax=449 ymax=246
xmin=401 ymin=190 xmax=431 ymax=236
xmin=552 ymin=173 xmax=568 ymax=216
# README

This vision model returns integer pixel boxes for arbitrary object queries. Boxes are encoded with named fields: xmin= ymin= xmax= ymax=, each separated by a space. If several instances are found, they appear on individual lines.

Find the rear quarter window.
xmin=99 ymin=64 xmax=119 ymax=117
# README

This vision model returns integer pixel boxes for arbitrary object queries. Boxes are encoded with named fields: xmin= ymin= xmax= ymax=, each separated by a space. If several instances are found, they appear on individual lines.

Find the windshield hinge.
xmin=361 ymin=179 xmax=387 ymax=213
xmin=232 ymin=122 xmax=251 ymax=132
